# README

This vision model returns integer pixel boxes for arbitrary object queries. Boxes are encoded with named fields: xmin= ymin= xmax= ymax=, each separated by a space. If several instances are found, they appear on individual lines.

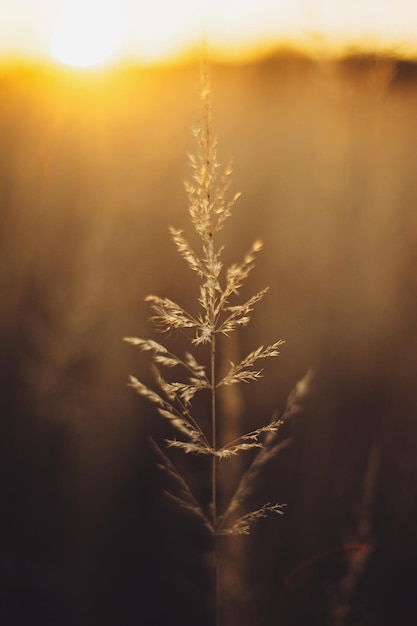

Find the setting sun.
xmin=50 ymin=0 xmax=125 ymax=68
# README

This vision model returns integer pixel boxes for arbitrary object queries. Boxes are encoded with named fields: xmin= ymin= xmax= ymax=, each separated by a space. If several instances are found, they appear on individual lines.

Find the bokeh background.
xmin=1 ymin=46 xmax=417 ymax=626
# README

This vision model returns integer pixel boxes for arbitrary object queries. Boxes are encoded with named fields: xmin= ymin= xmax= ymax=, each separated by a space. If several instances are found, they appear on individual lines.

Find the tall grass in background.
xmin=124 ymin=64 xmax=306 ymax=624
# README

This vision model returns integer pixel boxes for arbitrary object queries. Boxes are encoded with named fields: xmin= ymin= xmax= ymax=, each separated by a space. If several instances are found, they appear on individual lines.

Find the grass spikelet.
xmin=219 ymin=502 xmax=286 ymax=536
xmin=150 ymin=438 xmax=214 ymax=535
xmin=220 ymin=369 xmax=314 ymax=532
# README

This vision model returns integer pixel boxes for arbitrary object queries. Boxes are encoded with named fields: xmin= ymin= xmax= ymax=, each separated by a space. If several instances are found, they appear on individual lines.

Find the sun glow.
xmin=2 ymin=0 xmax=417 ymax=67
xmin=50 ymin=0 xmax=125 ymax=68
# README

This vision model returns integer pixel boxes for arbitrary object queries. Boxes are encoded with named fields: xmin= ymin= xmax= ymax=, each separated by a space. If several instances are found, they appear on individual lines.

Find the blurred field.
xmin=0 ymin=54 xmax=417 ymax=625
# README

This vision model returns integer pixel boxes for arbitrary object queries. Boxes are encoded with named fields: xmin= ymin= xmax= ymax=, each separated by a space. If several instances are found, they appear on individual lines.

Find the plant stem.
xmin=211 ymin=332 xmax=220 ymax=626
xmin=215 ymin=536 xmax=221 ymax=626
xmin=211 ymin=332 xmax=217 ymax=523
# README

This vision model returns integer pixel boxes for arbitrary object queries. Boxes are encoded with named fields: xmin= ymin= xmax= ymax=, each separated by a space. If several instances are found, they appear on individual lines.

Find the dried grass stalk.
xmin=125 ymin=62 xmax=300 ymax=626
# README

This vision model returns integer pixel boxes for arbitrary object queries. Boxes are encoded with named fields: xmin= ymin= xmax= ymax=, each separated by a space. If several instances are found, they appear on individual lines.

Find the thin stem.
xmin=215 ymin=538 xmax=221 ymax=626
xmin=211 ymin=332 xmax=217 ymax=524
xmin=211 ymin=331 xmax=220 ymax=626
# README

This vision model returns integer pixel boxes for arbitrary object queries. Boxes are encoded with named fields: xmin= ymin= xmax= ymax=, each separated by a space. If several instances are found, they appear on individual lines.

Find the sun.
xmin=50 ymin=0 xmax=125 ymax=68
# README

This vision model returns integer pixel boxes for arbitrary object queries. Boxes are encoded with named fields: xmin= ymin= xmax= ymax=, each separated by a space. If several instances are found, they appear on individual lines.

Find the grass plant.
xmin=125 ymin=63 xmax=289 ymax=626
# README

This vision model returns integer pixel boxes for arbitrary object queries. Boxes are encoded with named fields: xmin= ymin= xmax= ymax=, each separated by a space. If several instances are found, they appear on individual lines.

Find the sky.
xmin=2 ymin=0 xmax=417 ymax=67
